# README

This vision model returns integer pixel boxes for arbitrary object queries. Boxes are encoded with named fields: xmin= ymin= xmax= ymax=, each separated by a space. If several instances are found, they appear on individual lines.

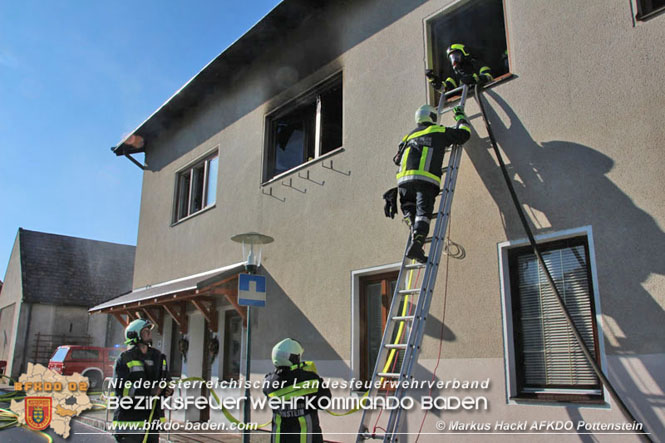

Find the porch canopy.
xmin=88 ymin=262 xmax=247 ymax=334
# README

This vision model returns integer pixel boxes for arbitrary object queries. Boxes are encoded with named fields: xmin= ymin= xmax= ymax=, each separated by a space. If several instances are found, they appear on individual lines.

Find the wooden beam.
xmin=141 ymin=307 xmax=163 ymax=335
xmin=210 ymin=289 xmax=246 ymax=326
xmin=191 ymin=299 xmax=218 ymax=333
xmin=112 ymin=312 xmax=129 ymax=328
xmin=163 ymin=302 xmax=188 ymax=334
xmin=99 ymin=290 xmax=210 ymax=314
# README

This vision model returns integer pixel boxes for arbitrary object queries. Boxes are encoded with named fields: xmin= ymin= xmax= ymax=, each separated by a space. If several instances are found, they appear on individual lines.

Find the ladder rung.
xmin=424 ymin=236 xmax=433 ymax=243
xmin=398 ymin=288 xmax=420 ymax=294
xmin=385 ymin=344 xmax=408 ymax=350
xmin=392 ymin=315 xmax=415 ymax=321
xmin=378 ymin=372 xmax=400 ymax=378
xmin=404 ymin=263 xmax=426 ymax=270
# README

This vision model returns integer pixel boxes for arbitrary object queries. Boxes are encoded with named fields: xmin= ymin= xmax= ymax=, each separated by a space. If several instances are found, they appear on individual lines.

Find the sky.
xmin=0 ymin=0 xmax=282 ymax=276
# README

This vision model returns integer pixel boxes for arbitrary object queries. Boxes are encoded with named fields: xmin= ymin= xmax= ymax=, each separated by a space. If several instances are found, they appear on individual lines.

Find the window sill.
xmin=439 ymin=72 xmax=515 ymax=104
xmin=262 ymin=146 xmax=345 ymax=186
xmin=170 ymin=204 xmax=216 ymax=227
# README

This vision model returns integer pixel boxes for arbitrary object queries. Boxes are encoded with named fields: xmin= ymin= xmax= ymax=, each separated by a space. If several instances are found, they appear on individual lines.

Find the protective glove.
xmin=383 ymin=187 xmax=398 ymax=219
xmin=452 ymin=106 xmax=467 ymax=122
xmin=425 ymin=69 xmax=442 ymax=90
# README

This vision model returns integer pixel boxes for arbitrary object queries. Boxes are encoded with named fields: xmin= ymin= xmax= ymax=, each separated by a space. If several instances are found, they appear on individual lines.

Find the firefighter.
xmin=263 ymin=338 xmax=332 ymax=443
xmin=112 ymin=319 xmax=172 ymax=443
xmin=425 ymin=43 xmax=493 ymax=93
xmin=385 ymin=104 xmax=471 ymax=263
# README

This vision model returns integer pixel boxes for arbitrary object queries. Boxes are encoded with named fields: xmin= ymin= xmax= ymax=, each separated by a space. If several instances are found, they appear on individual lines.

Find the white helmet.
xmin=272 ymin=338 xmax=304 ymax=367
xmin=415 ymin=105 xmax=438 ymax=125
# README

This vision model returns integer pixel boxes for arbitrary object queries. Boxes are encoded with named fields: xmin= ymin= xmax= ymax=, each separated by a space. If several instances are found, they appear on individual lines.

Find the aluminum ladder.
xmin=356 ymin=84 xmax=469 ymax=442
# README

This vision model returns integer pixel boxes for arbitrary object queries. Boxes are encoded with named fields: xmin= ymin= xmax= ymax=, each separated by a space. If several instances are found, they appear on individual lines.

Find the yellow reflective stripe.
xmin=275 ymin=415 xmax=281 ymax=443
xmin=445 ymin=77 xmax=457 ymax=88
xmin=405 ymin=125 xmax=446 ymax=141
xmin=479 ymin=66 xmax=491 ymax=73
xmin=459 ymin=124 xmax=471 ymax=133
xmin=399 ymin=146 xmax=410 ymax=174
xmin=396 ymin=170 xmax=441 ymax=184
xmin=122 ymin=386 xmax=130 ymax=397
xmin=268 ymin=380 xmax=319 ymax=398
xmin=418 ymin=146 xmax=428 ymax=171
xmin=298 ymin=416 xmax=307 ymax=443
xmin=127 ymin=360 xmax=143 ymax=368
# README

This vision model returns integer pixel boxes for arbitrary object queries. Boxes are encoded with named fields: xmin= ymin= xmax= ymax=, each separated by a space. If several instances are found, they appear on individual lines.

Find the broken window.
xmin=174 ymin=153 xmax=218 ymax=223
xmin=427 ymin=0 xmax=509 ymax=100
xmin=264 ymin=74 xmax=342 ymax=181
xmin=636 ymin=0 xmax=665 ymax=20
xmin=502 ymin=234 xmax=603 ymax=402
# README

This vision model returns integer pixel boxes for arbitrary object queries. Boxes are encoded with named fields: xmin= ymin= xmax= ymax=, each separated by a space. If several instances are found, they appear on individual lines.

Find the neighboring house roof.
xmin=112 ymin=0 xmax=329 ymax=156
xmin=18 ymin=228 xmax=135 ymax=307
xmin=89 ymin=262 xmax=245 ymax=313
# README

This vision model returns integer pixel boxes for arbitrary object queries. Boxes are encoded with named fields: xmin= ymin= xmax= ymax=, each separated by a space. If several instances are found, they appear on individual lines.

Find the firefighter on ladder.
xmin=112 ymin=319 xmax=172 ymax=442
xmin=384 ymin=104 xmax=472 ymax=263
xmin=425 ymin=43 xmax=493 ymax=92
xmin=263 ymin=338 xmax=332 ymax=443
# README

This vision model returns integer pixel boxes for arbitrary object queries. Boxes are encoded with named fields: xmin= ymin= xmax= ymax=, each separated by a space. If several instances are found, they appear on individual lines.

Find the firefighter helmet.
xmin=272 ymin=338 xmax=304 ymax=367
xmin=415 ymin=105 xmax=438 ymax=125
xmin=124 ymin=318 xmax=153 ymax=345
xmin=446 ymin=43 xmax=470 ymax=57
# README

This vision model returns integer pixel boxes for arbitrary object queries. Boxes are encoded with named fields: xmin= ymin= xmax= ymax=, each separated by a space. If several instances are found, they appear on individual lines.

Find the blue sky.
xmin=0 ymin=0 xmax=281 ymax=275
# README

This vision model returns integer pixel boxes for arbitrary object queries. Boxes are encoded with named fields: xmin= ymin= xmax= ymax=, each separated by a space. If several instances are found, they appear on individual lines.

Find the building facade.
xmin=93 ymin=0 xmax=665 ymax=440
xmin=0 ymin=229 xmax=134 ymax=379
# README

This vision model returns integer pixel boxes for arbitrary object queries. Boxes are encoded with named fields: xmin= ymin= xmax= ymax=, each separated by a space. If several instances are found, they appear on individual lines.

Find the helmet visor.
xmin=448 ymin=51 xmax=463 ymax=69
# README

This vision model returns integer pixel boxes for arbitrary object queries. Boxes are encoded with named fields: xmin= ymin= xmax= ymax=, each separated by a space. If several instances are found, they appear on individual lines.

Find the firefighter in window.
xmin=425 ymin=43 xmax=494 ymax=93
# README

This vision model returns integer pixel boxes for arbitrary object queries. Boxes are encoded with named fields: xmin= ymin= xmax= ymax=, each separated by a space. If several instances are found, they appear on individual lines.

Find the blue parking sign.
xmin=238 ymin=273 xmax=266 ymax=307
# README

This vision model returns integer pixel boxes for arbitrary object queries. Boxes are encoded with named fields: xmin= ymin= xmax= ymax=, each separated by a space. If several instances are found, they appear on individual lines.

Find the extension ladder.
xmin=356 ymin=84 xmax=469 ymax=442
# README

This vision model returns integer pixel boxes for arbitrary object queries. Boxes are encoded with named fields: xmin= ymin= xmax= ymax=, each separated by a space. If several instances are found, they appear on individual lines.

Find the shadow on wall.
xmin=252 ymin=268 xmax=344 ymax=365
xmin=469 ymin=90 xmax=665 ymax=435
xmin=144 ymin=0 xmax=427 ymax=172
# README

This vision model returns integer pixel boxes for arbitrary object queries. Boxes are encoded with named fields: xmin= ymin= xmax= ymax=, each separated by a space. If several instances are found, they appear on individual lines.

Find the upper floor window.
xmin=636 ymin=0 xmax=665 ymax=20
xmin=426 ymin=0 xmax=509 ymax=100
xmin=264 ymin=73 xmax=342 ymax=181
xmin=174 ymin=152 xmax=218 ymax=223
xmin=499 ymin=230 xmax=605 ymax=403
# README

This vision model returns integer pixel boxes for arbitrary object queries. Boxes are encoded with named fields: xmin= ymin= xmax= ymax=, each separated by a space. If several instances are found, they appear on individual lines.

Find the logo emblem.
xmin=25 ymin=397 xmax=52 ymax=431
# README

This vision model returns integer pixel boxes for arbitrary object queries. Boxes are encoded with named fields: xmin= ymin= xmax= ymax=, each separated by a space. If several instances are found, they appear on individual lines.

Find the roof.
xmin=112 ymin=0 xmax=330 ymax=156
xmin=89 ymin=262 xmax=245 ymax=312
xmin=18 ymin=228 xmax=135 ymax=307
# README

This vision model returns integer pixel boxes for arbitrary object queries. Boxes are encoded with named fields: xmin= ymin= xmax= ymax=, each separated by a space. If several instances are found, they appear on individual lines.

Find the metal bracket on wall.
xmin=261 ymin=187 xmax=286 ymax=202
xmin=124 ymin=153 xmax=146 ymax=170
xmin=298 ymin=170 xmax=325 ymax=186
xmin=321 ymin=159 xmax=350 ymax=176
xmin=281 ymin=178 xmax=306 ymax=193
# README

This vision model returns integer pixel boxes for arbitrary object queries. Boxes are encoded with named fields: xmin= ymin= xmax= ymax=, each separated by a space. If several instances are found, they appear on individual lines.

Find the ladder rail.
xmin=357 ymin=85 xmax=469 ymax=442
xmin=383 ymin=143 xmax=464 ymax=440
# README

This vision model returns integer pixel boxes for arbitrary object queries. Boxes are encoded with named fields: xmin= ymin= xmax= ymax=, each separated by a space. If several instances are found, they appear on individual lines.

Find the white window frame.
xmin=172 ymin=149 xmax=218 ymax=224
xmin=498 ymin=226 xmax=609 ymax=405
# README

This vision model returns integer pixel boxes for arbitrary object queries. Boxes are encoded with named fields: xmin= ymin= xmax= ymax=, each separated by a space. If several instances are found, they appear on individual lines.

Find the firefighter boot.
xmin=406 ymin=233 xmax=427 ymax=264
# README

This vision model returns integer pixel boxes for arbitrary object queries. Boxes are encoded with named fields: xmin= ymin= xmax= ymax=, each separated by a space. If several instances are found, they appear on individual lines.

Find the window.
xmin=636 ymin=0 xmax=665 ymax=20
xmin=264 ymin=73 xmax=342 ymax=181
xmin=70 ymin=349 xmax=100 ymax=360
xmin=500 ymin=231 xmax=604 ymax=402
xmin=223 ymin=310 xmax=242 ymax=381
xmin=426 ymin=0 xmax=509 ymax=100
xmin=359 ymin=272 xmax=399 ymax=382
xmin=174 ymin=153 xmax=218 ymax=223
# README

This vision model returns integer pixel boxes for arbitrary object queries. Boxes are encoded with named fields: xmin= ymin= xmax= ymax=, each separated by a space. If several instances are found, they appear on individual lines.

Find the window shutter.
xmin=516 ymin=244 xmax=599 ymax=389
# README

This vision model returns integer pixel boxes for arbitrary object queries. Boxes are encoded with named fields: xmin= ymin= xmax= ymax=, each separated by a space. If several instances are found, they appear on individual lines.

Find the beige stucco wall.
xmin=125 ymin=0 xmax=665 ymax=439
xmin=0 ymin=231 xmax=24 ymax=377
